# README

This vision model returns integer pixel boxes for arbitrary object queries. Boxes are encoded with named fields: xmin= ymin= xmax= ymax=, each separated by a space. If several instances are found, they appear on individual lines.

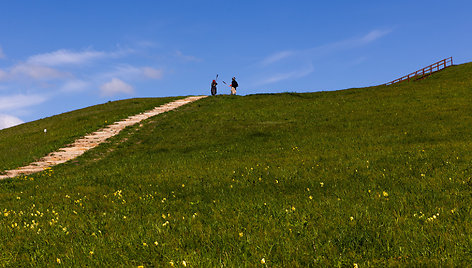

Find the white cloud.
xmin=252 ymin=29 xmax=392 ymax=87
xmin=0 ymin=94 xmax=48 ymax=111
xmin=60 ymin=79 xmax=90 ymax=92
xmin=260 ymin=51 xmax=295 ymax=66
xmin=260 ymin=29 xmax=392 ymax=66
xmin=27 ymin=49 xmax=107 ymax=66
xmin=101 ymin=65 xmax=164 ymax=80
xmin=142 ymin=67 xmax=163 ymax=79
xmin=100 ymin=78 xmax=134 ymax=96
xmin=0 ymin=114 xmax=23 ymax=130
xmin=0 ymin=46 xmax=5 ymax=59
xmin=176 ymin=50 xmax=201 ymax=62
xmin=11 ymin=63 xmax=69 ymax=80
xmin=358 ymin=29 xmax=392 ymax=45
xmin=101 ymin=65 xmax=141 ymax=80
xmin=0 ymin=69 xmax=7 ymax=81
xmin=256 ymin=64 xmax=314 ymax=86
xmin=314 ymin=29 xmax=392 ymax=52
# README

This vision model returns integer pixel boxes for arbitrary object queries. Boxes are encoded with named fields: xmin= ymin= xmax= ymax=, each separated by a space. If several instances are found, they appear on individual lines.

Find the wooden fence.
xmin=385 ymin=57 xmax=453 ymax=85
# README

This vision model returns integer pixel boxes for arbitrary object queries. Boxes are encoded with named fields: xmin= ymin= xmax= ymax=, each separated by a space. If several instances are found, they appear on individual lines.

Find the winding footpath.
xmin=0 ymin=96 xmax=207 ymax=180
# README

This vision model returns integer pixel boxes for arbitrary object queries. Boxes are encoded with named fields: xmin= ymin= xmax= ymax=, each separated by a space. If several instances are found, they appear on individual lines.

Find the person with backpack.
xmin=230 ymin=77 xmax=238 ymax=95
xmin=211 ymin=79 xmax=217 ymax=96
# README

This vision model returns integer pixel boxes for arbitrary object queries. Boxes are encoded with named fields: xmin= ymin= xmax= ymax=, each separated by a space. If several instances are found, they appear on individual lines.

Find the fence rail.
xmin=385 ymin=57 xmax=453 ymax=85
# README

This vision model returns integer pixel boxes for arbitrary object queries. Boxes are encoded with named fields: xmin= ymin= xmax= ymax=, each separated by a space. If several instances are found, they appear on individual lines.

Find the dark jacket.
xmin=231 ymin=80 xmax=238 ymax=88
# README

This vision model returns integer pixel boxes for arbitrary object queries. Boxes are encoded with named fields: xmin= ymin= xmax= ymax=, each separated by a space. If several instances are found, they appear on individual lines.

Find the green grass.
xmin=1 ymin=63 xmax=472 ymax=266
xmin=0 ymin=97 xmax=180 ymax=171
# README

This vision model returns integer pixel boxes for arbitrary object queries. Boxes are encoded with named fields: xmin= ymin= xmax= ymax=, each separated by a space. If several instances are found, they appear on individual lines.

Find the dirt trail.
xmin=0 ymin=96 xmax=207 ymax=179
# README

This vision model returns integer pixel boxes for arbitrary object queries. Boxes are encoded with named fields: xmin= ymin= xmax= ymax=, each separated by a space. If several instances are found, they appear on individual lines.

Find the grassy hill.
xmin=1 ymin=62 xmax=472 ymax=266
xmin=0 ymin=97 xmax=180 ymax=171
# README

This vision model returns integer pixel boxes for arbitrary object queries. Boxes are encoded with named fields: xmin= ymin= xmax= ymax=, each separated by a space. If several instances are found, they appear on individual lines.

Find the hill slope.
xmin=0 ymin=97 xmax=180 ymax=171
xmin=1 ymin=63 xmax=472 ymax=266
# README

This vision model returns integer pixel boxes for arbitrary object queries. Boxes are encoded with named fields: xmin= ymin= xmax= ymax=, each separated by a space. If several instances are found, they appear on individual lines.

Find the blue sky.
xmin=1 ymin=1 xmax=471 ymax=129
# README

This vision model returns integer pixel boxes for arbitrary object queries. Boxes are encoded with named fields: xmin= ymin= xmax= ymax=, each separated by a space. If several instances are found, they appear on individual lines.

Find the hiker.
xmin=211 ymin=79 xmax=217 ymax=96
xmin=230 ymin=77 xmax=238 ymax=95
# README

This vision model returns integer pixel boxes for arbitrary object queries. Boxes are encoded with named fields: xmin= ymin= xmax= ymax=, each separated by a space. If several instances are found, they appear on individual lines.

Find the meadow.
xmin=1 ymin=63 xmax=472 ymax=266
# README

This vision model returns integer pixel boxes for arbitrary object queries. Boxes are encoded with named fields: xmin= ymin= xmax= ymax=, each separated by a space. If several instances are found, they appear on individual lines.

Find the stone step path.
xmin=0 ymin=96 xmax=207 ymax=179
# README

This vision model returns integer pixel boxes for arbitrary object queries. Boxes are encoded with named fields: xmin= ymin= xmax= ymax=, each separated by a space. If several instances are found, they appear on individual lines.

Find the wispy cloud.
xmin=358 ymin=29 xmax=392 ymax=44
xmin=307 ymin=29 xmax=393 ymax=55
xmin=0 ymin=94 xmax=48 ymax=111
xmin=100 ymin=78 xmax=134 ymax=97
xmin=260 ymin=29 xmax=393 ymax=66
xmin=25 ymin=48 xmax=135 ymax=67
xmin=260 ymin=50 xmax=295 ymax=66
xmin=0 ymin=49 xmax=116 ymax=82
xmin=175 ymin=50 xmax=201 ymax=62
xmin=253 ymin=29 xmax=392 ymax=86
xmin=10 ymin=63 xmax=70 ymax=80
xmin=0 ymin=44 xmax=169 ymax=124
xmin=142 ymin=67 xmax=163 ymax=79
xmin=0 ymin=114 xmax=23 ymax=130
xmin=60 ymin=79 xmax=90 ymax=93
xmin=0 ymin=47 xmax=147 ymax=85
xmin=0 ymin=46 xmax=5 ymax=59
xmin=27 ymin=49 xmax=107 ymax=66
xmin=100 ymin=65 xmax=140 ymax=80
xmin=0 ymin=69 xmax=7 ymax=81
xmin=101 ymin=65 xmax=164 ymax=80
xmin=255 ymin=64 xmax=314 ymax=86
